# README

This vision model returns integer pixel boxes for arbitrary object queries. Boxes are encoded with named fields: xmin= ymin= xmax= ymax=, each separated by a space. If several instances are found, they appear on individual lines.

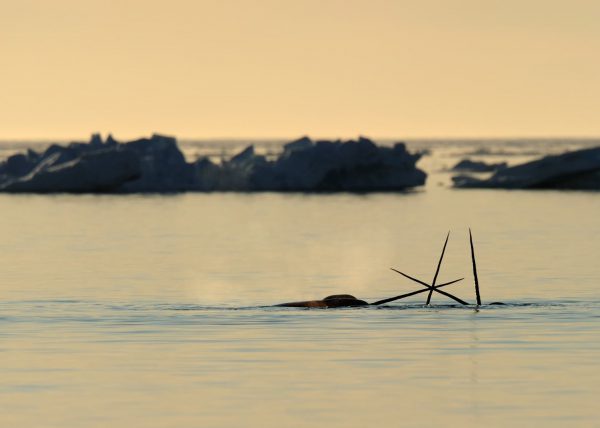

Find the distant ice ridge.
xmin=0 ymin=134 xmax=426 ymax=193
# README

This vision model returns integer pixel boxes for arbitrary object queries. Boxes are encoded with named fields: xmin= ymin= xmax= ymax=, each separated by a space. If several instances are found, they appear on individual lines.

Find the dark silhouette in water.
xmin=277 ymin=230 xmax=482 ymax=308
xmin=276 ymin=294 xmax=369 ymax=308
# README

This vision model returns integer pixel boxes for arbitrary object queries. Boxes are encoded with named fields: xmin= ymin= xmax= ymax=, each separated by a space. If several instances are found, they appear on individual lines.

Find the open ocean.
xmin=1 ymin=138 xmax=599 ymax=427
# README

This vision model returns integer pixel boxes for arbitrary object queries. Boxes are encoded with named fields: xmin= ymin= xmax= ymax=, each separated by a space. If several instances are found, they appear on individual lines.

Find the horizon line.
xmin=1 ymin=134 xmax=600 ymax=143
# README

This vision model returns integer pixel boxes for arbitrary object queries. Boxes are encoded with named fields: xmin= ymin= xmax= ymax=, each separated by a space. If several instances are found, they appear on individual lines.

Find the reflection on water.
xmin=0 ymin=140 xmax=599 ymax=426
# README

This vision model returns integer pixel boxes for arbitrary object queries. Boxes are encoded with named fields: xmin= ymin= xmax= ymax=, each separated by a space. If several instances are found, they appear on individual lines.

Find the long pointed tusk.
xmin=370 ymin=277 xmax=464 ymax=306
xmin=434 ymin=288 xmax=469 ymax=305
xmin=426 ymin=231 xmax=450 ymax=305
xmin=469 ymin=228 xmax=482 ymax=306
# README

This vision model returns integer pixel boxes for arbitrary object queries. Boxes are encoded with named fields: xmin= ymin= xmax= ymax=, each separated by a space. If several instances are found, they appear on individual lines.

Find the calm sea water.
xmin=1 ymin=140 xmax=599 ymax=427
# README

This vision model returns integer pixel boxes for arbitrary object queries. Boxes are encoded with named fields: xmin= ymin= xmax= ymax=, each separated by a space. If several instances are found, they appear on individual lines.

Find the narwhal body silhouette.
xmin=276 ymin=294 xmax=369 ymax=308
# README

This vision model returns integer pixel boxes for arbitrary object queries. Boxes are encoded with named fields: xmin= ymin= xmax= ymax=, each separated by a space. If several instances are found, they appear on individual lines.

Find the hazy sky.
xmin=2 ymin=0 xmax=600 ymax=139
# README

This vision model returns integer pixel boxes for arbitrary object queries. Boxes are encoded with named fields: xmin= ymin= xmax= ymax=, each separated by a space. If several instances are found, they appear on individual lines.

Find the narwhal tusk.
xmin=434 ymin=277 xmax=465 ymax=288
xmin=390 ymin=268 xmax=464 ymax=291
xmin=370 ymin=277 xmax=464 ymax=306
xmin=390 ymin=268 xmax=430 ymax=287
xmin=370 ymin=288 xmax=429 ymax=306
xmin=434 ymin=288 xmax=469 ymax=306
xmin=469 ymin=228 xmax=482 ymax=306
xmin=426 ymin=231 xmax=450 ymax=305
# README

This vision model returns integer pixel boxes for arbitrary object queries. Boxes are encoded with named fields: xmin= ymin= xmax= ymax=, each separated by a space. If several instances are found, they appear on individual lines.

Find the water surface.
xmin=1 ymin=140 xmax=599 ymax=427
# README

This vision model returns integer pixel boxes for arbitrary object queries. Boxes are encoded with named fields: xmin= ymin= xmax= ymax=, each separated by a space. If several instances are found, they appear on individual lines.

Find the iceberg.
xmin=0 ymin=134 xmax=426 ymax=193
xmin=453 ymin=146 xmax=600 ymax=189
xmin=451 ymin=158 xmax=507 ymax=173
xmin=0 ymin=147 xmax=140 ymax=193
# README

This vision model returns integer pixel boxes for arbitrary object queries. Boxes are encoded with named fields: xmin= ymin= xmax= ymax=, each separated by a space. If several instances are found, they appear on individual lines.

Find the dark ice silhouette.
xmin=0 ymin=134 xmax=426 ymax=193
xmin=453 ymin=146 xmax=600 ymax=189
xmin=451 ymin=158 xmax=507 ymax=173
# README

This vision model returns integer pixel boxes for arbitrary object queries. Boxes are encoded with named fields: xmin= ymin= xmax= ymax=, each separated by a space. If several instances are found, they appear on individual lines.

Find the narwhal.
xmin=276 ymin=229 xmax=482 ymax=308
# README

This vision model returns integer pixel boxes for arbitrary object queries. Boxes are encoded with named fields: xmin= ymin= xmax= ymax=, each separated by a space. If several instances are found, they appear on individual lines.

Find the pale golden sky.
xmin=2 ymin=0 xmax=599 ymax=139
